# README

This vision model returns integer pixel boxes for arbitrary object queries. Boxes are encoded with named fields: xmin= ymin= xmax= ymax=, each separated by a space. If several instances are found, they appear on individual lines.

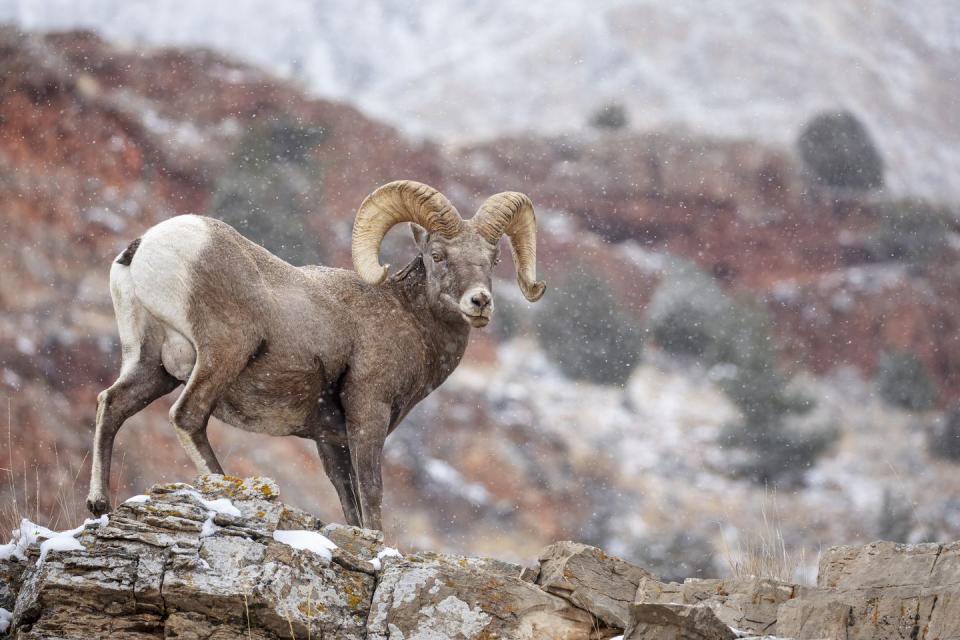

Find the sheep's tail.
xmin=115 ymin=237 xmax=142 ymax=266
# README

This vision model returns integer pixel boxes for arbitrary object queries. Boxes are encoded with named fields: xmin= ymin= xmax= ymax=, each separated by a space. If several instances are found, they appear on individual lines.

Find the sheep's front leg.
xmin=345 ymin=400 xmax=391 ymax=531
xmin=315 ymin=438 xmax=362 ymax=527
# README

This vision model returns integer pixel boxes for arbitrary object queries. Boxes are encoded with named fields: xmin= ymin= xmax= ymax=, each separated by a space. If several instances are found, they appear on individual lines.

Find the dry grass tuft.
xmin=1 ymin=398 xmax=89 ymax=539
xmin=719 ymin=488 xmax=807 ymax=583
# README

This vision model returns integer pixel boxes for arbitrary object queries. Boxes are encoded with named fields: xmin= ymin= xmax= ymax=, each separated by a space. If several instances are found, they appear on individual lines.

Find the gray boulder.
xmin=625 ymin=603 xmax=735 ymax=640
xmin=368 ymin=551 xmax=601 ymax=639
xmin=537 ymin=540 xmax=657 ymax=628
xmin=637 ymin=577 xmax=800 ymax=636
xmin=777 ymin=540 xmax=960 ymax=639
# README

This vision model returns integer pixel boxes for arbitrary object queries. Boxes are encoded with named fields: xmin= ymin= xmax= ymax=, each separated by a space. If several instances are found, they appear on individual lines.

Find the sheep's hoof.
xmin=86 ymin=495 xmax=111 ymax=517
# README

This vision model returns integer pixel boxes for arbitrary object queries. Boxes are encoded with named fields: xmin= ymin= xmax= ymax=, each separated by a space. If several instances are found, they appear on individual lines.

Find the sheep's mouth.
xmin=442 ymin=293 xmax=491 ymax=327
xmin=463 ymin=313 xmax=490 ymax=328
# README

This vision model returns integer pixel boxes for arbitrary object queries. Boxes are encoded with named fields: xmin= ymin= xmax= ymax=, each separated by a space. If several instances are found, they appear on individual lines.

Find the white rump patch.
xmin=128 ymin=214 xmax=211 ymax=338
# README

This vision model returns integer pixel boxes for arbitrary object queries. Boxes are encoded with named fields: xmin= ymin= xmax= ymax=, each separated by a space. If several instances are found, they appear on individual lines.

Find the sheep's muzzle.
xmin=459 ymin=287 xmax=493 ymax=328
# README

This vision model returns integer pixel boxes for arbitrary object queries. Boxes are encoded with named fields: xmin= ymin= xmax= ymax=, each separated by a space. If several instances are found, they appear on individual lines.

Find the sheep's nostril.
xmin=470 ymin=292 xmax=491 ymax=309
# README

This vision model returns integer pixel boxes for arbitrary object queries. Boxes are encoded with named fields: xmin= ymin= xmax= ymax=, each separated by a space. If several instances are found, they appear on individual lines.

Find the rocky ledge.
xmin=0 ymin=477 xmax=957 ymax=639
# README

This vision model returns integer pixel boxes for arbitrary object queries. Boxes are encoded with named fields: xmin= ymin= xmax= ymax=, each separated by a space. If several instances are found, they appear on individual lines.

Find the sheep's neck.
xmin=390 ymin=256 xmax=470 ymax=381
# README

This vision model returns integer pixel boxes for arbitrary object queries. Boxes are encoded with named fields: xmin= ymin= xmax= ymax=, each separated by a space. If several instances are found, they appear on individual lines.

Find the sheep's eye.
xmin=432 ymin=252 xmax=444 ymax=263
xmin=493 ymin=255 xmax=501 ymax=266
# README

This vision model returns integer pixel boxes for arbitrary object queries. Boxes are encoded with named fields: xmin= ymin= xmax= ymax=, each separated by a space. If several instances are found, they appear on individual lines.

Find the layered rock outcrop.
xmin=1 ymin=476 xmax=959 ymax=640
xmin=637 ymin=541 xmax=960 ymax=639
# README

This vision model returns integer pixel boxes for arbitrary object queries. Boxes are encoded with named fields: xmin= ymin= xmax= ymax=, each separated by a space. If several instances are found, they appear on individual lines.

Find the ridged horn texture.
xmin=352 ymin=180 xmax=463 ymax=284
xmin=471 ymin=192 xmax=546 ymax=302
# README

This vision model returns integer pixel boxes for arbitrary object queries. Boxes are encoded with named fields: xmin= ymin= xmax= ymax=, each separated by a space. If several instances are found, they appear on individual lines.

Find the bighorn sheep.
xmin=86 ymin=180 xmax=544 ymax=530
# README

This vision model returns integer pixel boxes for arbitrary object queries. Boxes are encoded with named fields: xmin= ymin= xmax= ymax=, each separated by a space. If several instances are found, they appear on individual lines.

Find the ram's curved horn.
xmin=352 ymin=180 xmax=463 ymax=284
xmin=470 ymin=192 xmax=545 ymax=302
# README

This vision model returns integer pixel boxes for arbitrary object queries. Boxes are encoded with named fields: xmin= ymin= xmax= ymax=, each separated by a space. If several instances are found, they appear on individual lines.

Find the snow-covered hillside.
xmin=2 ymin=0 xmax=958 ymax=201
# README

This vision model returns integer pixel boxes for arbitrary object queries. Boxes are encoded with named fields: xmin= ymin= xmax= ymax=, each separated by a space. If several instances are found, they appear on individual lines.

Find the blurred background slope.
xmin=5 ymin=0 xmax=958 ymax=200
xmin=0 ymin=1 xmax=958 ymax=581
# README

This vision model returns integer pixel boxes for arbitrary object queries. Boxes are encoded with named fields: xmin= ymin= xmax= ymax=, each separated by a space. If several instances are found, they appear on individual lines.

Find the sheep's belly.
xmin=214 ymin=370 xmax=322 ymax=437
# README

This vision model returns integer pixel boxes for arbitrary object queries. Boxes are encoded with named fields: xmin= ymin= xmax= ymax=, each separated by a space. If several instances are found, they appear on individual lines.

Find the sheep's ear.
xmin=409 ymin=223 xmax=429 ymax=251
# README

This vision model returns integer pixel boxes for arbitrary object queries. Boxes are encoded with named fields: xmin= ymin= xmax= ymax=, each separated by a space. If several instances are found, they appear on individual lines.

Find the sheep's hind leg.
xmin=169 ymin=341 xmax=253 ymax=477
xmin=173 ymin=425 xmax=224 ymax=476
xmin=87 ymin=362 xmax=178 ymax=516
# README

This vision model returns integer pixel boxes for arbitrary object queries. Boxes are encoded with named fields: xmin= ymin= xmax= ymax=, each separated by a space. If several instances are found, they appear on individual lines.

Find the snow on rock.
xmin=199 ymin=513 xmax=219 ymax=539
xmin=173 ymin=488 xmax=241 ymax=539
xmin=273 ymin=530 xmax=338 ymax=561
xmin=123 ymin=494 xmax=150 ymax=504
xmin=174 ymin=489 xmax=242 ymax=517
xmin=369 ymin=547 xmax=403 ymax=571
xmin=199 ymin=497 xmax=241 ymax=517
xmin=36 ymin=534 xmax=84 ymax=566
xmin=0 ymin=607 xmax=11 ymax=633
xmin=0 ymin=520 xmax=55 ymax=562
xmin=36 ymin=516 xmax=109 ymax=565
xmin=0 ymin=516 xmax=108 ymax=566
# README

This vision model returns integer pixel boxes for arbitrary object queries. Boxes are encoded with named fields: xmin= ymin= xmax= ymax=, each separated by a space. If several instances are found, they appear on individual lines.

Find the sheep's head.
xmin=352 ymin=180 xmax=545 ymax=328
